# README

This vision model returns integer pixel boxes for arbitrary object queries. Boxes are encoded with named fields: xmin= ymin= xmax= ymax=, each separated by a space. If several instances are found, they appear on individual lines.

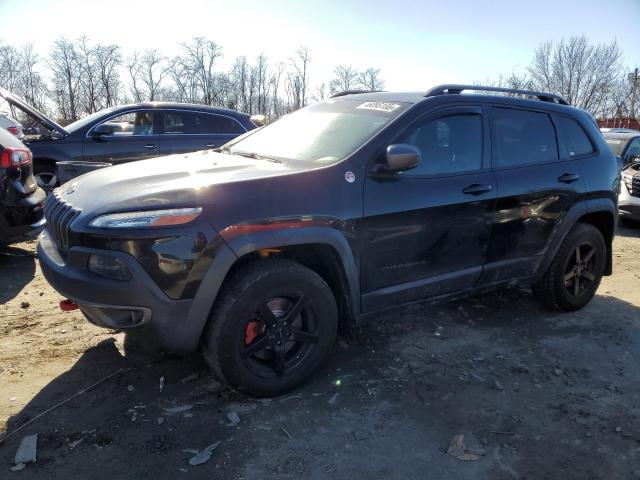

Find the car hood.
xmin=56 ymin=150 xmax=313 ymax=216
xmin=0 ymin=88 xmax=68 ymax=137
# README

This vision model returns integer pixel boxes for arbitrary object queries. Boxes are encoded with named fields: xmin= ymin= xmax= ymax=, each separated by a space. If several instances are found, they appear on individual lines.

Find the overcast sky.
xmin=0 ymin=0 xmax=638 ymax=90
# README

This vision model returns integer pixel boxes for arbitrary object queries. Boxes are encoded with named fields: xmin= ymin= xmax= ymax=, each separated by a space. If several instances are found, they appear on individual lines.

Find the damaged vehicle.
xmin=38 ymin=85 xmax=619 ymax=396
xmin=0 ymin=127 xmax=46 ymax=245
xmin=0 ymin=88 xmax=259 ymax=192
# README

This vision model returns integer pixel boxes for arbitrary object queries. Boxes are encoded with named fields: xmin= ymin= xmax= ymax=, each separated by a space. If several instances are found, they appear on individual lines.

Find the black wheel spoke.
xmin=273 ymin=346 xmax=286 ymax=376
xmin=258 ymin=303 xmax=278 ymax=327
xmin=241 ymin=335 xmax=270 ymax=359
xmin=582 ymin=248 xmax=595 ymax=263
xmin=283 ymin=296 xmax=306 ymax=325
xmin=575 ymin=246 xmax=581 ymax=263
xmin=574 ymin=274 xmax=580 ymax=295
xmin=564 ymin=271 xmax=575 ymax=283
xmin=582 ymin=270 xmax=596 ymax=282
xmin=291 ymin=329 xmax=318 ymax=344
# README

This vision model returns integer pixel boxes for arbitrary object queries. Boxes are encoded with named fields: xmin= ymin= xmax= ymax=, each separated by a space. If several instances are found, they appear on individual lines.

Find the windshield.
xmin=64 ymin=107 xmax=119 ymax=132
xmin=228 ymin=99 xmax=411 ymax=164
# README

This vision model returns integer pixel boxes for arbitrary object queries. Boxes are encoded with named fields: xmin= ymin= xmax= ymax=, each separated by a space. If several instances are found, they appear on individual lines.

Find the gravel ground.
xmin=1 ymin=227 xmax=639 ymax=479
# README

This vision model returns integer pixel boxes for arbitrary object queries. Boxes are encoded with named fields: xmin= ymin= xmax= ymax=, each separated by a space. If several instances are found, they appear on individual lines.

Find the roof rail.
xmin=425 ymin=84 xmax=569 ymax=105
xmin=329 ymin=89 xmax=384 ymax=98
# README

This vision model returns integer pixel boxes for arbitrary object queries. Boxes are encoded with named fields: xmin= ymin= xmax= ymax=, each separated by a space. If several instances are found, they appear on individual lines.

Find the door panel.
xmin=82 ymin=110 xmax=159 ymax=164
xmin=159 ymin=134 xmax=237 ymax=155
xmin=359 ymin=106 xmax=496 ymax=312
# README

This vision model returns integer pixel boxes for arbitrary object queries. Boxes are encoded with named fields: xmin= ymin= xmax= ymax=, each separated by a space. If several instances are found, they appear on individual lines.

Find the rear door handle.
xmin=557 ymin=173 xmax=579 ymax=184
xmin=143 ymin=144 xmax=157 ymax=150
xmin=206 ymin=143 xmax=216 ymax=148
xmin=462 ymin=184 xmax=492 ymax=195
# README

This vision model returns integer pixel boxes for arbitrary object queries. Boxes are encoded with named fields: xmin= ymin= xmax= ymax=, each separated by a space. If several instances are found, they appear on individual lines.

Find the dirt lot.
xmin=1 ymin=228 xmax=639 ymax=479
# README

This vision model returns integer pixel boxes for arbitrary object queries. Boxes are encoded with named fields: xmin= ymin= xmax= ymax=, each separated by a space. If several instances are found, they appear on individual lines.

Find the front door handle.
xmin=143 ymin=144 xmax=157 ymax=150
xmin=206 ymin=143 xmax=216 ymax=148
xmin=557 ymin=173 xmax=579 ymax=184
xmin=462 ymin=184 xmax=492 ymax=195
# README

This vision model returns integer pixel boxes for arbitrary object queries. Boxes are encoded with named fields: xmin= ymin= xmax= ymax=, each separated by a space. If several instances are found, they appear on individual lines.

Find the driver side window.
xmin=96 ymin=111 xmax=154 ymax=136
xmin=395 ymin=113 xmax=482 ymax=176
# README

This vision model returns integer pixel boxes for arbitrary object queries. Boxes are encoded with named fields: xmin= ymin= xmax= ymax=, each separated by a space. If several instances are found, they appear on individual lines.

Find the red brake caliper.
xmin=245 ymin=321 xmax=260 ymax=345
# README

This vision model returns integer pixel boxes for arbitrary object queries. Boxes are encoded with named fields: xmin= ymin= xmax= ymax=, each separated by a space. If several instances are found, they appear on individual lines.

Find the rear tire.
xmin=33 ymin=162 xmax=57 ymax=194
xmin=532 ymin=223 xmax=606 ymax=312
xmin=201 ymin=259 xmax=338 ymax=397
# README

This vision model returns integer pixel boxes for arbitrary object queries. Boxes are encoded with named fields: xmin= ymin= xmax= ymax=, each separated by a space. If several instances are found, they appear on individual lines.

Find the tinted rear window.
xmin=162 ymin=112 xmax=245 ymax=135
xmin=555 ymin=116 xmax=594 ymax=157
xmin=493 ymin=108 xmax=558 ymax=167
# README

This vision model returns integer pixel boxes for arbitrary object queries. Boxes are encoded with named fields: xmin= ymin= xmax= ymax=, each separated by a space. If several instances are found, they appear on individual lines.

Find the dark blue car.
xmin=0 ymin=88 xmax=260 ymax=191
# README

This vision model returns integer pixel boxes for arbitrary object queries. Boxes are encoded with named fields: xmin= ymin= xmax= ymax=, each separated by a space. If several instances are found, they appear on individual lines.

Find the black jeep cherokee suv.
xmin=38 ymin=85 xmax=619 ymax=396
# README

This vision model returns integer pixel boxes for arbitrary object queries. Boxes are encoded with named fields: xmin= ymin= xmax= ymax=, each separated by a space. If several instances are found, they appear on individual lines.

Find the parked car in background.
xmin=600 ymin=127 xmax=638 ymax=134
xmin=0 ymin=88 xmax=259 ymax=192
xmin=0 ymin=111 xmax=24 ymax=139
xmin=39 ymin=85 xmax=619 ymax=396
xmin=0 ymin=127 xmax=46 ymax=245
xmin=619 ymin=160 xmax=640 ymax=228
xmin=602 ymin=130 xmax=640 ymax=166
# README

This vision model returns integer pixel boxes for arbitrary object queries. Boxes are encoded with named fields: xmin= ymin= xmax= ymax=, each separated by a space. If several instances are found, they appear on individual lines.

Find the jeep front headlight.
xmin=88 ymin=207 xmax=203 ymax=229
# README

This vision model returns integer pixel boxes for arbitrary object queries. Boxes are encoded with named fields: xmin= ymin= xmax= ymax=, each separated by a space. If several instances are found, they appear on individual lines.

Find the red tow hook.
xmin=59 ymin=299 xmax=79 ymax=311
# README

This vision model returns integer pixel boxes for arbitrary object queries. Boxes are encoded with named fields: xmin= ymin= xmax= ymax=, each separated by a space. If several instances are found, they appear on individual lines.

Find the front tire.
xmin=532 ymin=223 xmax=606 ymax=312
xmin=201 ymin=259 xmax=338 ymax=397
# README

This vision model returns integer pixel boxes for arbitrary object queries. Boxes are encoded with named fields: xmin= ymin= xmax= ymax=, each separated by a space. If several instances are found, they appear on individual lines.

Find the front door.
xmin=83 ymin=110 xmax=159 ymax=164
xmin=360 ymin=105 xmax=496 ymax=312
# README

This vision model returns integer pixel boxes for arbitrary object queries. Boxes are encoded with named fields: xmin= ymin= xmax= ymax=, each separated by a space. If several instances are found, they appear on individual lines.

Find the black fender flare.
xmin=184 ymin=226 xmax=360 ymax=350
xmin=533 ymin=198 xmax=616 ymax=279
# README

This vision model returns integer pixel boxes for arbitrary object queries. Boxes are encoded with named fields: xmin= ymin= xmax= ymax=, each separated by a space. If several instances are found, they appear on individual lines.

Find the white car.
xmin=620 ymin=161 xmax=640 ymax=228
xmin=0 ymin=112 xmax=24 ymax=139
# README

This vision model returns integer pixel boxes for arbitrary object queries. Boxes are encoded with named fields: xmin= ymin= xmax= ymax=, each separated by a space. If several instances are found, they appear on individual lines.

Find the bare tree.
xmin=329 ymin=65 xmax=359 ymax=94
xmin=291 ymin=46 xmax=311 ymax=108
xmin=127 ymin=49 xmax=168 ymax=102
xmin=94 ymin=43 xmax=122 ymax=108
xmin=49 ymin=37 xmax=82 ymax=121
xmin=529 ymin=36 xmax=623 ymax=113
xmin=0 ymin=44 xmax=23 ymax=94
xmin=180 ymin=37 xmax=222 ymax=105
xmin=358 ymin=67 xmax=384 ymax=90
xmin=17 ymin=44 xmax=49 ymax=113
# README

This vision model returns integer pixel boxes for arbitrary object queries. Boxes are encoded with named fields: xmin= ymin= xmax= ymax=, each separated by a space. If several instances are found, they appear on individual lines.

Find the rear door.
xmin=360 ymin=104 xmax=497 ymax=312
xmin=158 ymin=110 xmax=247 ymax=155
xmin=480 ymin=106 xmax=585 ymax=284
xmin=83 ymin=110 xmax=159 ymax=164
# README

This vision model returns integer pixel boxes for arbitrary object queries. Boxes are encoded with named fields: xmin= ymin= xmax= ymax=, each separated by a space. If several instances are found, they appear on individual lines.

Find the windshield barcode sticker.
xmin=357 ymin=102 xmax=401 ymax=112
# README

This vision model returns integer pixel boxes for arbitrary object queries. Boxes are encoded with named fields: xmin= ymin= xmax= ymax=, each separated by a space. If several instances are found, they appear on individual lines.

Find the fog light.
xmin=88 ymin=254 xmax=131 ymax=281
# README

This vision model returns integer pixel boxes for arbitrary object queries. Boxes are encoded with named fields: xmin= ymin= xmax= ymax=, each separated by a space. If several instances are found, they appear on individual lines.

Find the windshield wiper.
xmin=230 ymin=150 xmax=282 ymax=163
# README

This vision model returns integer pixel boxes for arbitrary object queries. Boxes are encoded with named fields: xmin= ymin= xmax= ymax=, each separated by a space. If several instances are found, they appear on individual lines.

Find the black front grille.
xmin=632 ymin=175 xmax=640 ymax=198
xmin=44 ymin=192 xmax=80 ymax=250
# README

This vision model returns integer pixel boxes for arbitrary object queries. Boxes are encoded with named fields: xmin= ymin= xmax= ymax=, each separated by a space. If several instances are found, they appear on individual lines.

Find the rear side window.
xmin=162 ymin=112 xmax=244 ymax=135
xmin=554 ymin=116 xmax=594 ymax=157
xmin=493 ymin=108 xmax=558 ymax=167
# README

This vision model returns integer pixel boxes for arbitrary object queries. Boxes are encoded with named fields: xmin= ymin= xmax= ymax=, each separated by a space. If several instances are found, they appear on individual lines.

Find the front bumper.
xmin=619 ymin=182 xmax=640 ymax=220
xmin=38 ymin=229 xmax=201 ymax=353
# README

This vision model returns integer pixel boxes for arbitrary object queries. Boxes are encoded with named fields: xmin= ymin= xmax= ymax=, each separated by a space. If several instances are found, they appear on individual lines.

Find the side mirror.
xmin=92 ymin=124 xmax=114 ymax=138
xmin=628 ymin=153 xmax=640 ymax=165
xmin=385 ymin=144 xmax=421 ymax=171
